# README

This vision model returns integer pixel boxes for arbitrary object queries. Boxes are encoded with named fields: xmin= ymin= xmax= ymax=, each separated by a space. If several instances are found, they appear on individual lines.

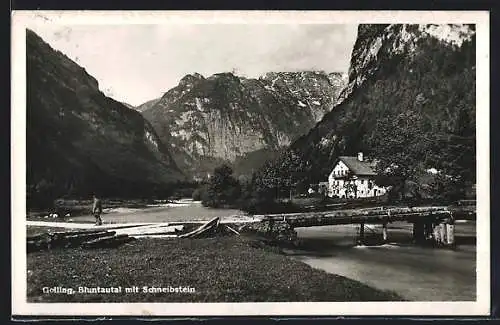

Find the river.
xmin=73 ymin=199 xmax=244 ymax=224
xmin=74 ymin=200 xmax=477 ymax=301
xmin=286 ymin=222 xmax=476 ymax=301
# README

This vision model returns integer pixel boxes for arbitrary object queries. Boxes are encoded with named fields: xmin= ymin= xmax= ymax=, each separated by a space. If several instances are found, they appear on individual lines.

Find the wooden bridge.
xmin=254 ymin=204 xmax=476 ymax=247
xmin=27 ymin=202 xmax=476 ymax=249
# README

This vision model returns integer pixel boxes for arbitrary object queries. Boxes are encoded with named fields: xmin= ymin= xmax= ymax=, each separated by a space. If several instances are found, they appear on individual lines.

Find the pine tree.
xmin=368 ymin=110 xmax=432 ymax=199
xmin=203 ymin=164 xmax=241 ymax=207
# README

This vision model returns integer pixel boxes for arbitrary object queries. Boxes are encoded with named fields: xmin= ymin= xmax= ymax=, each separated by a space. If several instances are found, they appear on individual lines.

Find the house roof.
xmin=335 ymin=156 xmax=378 ymax=176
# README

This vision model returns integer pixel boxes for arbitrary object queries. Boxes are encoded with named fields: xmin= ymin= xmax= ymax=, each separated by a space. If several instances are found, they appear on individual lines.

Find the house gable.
xmin=329 ymin=159 xmax=351 ymax=181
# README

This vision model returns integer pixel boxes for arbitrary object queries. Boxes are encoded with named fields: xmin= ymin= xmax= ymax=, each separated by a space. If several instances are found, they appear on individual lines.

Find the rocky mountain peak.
xmin=27 ymin=29 xmax=101 ymax=95
xmin=140 ymin=69 xmax=347 ymax=177
xmin=338 ymin=23 xmax=475 ymax=104
xmin=179 ymin=72 xmax=205 ymax=86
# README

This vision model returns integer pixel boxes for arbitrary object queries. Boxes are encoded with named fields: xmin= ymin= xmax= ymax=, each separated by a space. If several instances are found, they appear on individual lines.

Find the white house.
xmin=327 ymin=152 xmax=387 ymax=199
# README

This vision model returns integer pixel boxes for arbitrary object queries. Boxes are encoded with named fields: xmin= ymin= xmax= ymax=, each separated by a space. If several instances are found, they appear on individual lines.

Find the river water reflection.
xmin=285 ymin=221 xmax=476 ymax=301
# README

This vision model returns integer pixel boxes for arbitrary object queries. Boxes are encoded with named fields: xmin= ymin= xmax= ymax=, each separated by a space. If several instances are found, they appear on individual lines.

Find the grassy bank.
xmin=27 ymin=236 xmax=402 ymax=302
xmin=27 ymin=226 xmax=83 ymax=237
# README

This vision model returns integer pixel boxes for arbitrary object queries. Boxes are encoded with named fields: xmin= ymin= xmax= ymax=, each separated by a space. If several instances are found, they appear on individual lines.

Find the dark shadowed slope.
xmin=26 ymin=29 xmax=185 ymax=206
xmin=135 ymin=97 xmax=161 ymax=112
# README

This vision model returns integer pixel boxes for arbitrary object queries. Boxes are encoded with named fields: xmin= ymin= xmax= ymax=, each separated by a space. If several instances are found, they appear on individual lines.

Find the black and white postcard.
xmin=11 ymin=10 xmax=490 ymax=317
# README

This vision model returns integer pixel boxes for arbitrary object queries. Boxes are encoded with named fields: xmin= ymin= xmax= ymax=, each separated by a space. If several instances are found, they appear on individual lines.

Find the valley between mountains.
xmin=26 ymin=23 xmax=475 ymax=207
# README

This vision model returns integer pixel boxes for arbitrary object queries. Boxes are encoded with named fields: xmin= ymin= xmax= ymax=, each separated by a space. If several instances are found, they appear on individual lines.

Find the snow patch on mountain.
xmin=419 ymin=24 xmax=474 ymax=46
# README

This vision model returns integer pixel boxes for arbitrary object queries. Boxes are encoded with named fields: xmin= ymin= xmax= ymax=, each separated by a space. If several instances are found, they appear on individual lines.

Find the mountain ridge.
xmin=27 ymin=29 xmax=185 ymax=206
xmin=140 ymin=70 xmax=347 ymax=178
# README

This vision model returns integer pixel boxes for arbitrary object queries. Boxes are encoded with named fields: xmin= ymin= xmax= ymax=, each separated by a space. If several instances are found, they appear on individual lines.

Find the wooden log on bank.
xmin=61 ymin=231 xmax=116 ymax=248
xmin=118 ymin=225 xmax=184 ymax=236
xmin=48 ymin=231 xmax=116 ymax=249
xmin=27 ymin=233 xmax=52 ymax=252
xmin=83 ymin=237 xmax=134 ymax=249
xmin=27 ymin=239 xmax=50 ymax=252
xmin=224 ymin=224 xmax=240 ymax=236
xmin=178 ymin=217 xmax=220 ymax=239
xmin=82 ymin=234 xmax=134 ymax=249
xmin=27 ymin=230 xmax=128 ymax=252
xmin=51 ymin=229 xmax=108 ymax=237
xmin=33 ymin=228 xmax=105 ymax=238
xmin=26 ymin=233 xmax=50 ymax=242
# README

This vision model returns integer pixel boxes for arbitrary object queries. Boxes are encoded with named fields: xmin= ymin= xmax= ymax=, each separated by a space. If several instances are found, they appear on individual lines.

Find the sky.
xmin=31 ymin=24 xmax=358 ymax=106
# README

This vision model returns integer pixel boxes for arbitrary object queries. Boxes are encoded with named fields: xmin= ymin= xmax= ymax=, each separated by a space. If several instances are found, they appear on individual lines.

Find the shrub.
xmin=202 ymin=164 xmax=241 ymax=208
xmin=192 ymin=188 xmax=202 ymax=201
xmin=238 ymin=198 xmax=300 ymax=215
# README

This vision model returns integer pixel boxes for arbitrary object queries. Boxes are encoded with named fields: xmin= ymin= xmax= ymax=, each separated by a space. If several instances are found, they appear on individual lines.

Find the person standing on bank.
xmin=92 ymin=194 xmax=103 ymax=226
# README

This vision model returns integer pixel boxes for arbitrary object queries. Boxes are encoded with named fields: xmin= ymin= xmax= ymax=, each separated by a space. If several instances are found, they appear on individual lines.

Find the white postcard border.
xmin=11 ymin=10 xmax=491 ymax=316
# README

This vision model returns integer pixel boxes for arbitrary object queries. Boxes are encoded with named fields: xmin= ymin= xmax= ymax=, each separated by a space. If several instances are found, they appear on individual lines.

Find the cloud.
xmin=30 ymin=24 xmax=358 ymax=106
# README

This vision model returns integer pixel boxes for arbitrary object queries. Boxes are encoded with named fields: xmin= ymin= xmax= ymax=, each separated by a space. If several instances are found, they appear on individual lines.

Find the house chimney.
xmin=357 ymin=152 xmax=363 ymax=162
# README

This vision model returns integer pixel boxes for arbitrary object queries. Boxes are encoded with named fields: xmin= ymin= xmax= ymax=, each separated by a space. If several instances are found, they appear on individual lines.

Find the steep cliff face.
xmin=141 ymin=71 xmax=346 ymax=177
xmin=285 ymin=24 xmax=475 ymax=186
xmin=26 ymin=30 xmax=184 ymax=205
xmin=135 ymin=97 xmax=161 ymax=112
xmin=337 ymin=24 xmax=475 ymax=103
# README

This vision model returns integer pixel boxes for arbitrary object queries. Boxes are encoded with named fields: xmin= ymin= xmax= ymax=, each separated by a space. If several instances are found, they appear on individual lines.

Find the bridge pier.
xmin=382 ymin=222 xmax=388 ymax=243
xmin=412 ymin=217 xmax=455 ymax=248
xmin=424 ymin=221 xmax=433 ymax=240
xmin=440 ymin=222 xmax=447 ymax=245
xmin=412 ymin=221 xmax=426 ymax=244
xmin=445 ymin=219 xmax=455 ymax=248
xmin=357 ymin=222 xmax=365 ymax=245
xmin=432 ymin=222 xmax=443 ymax=245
